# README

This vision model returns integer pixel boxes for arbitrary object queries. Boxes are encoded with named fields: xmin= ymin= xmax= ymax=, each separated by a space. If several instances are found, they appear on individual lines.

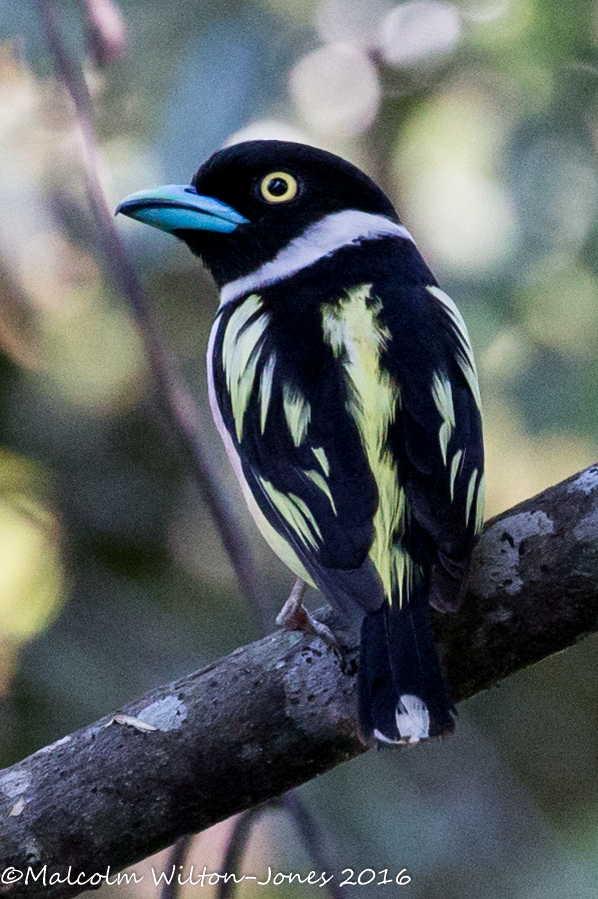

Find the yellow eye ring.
xmin=260 ymin=172 xmax=298 ymax=203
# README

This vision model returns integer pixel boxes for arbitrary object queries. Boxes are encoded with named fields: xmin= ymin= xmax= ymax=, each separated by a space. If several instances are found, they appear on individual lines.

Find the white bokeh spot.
xmin=378 ymin=1 xmax=461 ymax=68
xmin=290 ymin=42 xmax=381 ymax=137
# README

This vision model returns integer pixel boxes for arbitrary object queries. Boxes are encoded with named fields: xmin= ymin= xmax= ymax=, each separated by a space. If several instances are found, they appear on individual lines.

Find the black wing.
xmin=381 ymin=279 xmax=484 ymax=610
xmin=209 ymin=291 xmax=385 ymax=620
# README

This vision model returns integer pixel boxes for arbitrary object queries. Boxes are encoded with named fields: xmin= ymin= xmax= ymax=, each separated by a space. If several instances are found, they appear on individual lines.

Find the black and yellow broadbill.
xmin=117 ymin=141 xmax=485 ymax=745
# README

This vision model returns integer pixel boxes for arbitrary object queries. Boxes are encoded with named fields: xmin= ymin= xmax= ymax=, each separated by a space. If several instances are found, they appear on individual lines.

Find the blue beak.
xmin=116 ymin=184 xmax=248 ymax=234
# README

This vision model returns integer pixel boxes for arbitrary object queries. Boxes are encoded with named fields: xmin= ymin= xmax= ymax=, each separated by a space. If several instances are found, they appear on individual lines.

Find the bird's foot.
xmin=276 ymin=578 xmax=338 ymax=648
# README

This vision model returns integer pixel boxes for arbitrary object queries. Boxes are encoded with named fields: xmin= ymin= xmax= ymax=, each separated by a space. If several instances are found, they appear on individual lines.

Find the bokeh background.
xmin=3 ymin=0 xmax=598 ymax=896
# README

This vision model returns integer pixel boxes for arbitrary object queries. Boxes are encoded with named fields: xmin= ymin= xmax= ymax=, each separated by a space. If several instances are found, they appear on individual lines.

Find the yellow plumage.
xmin=321 ymin=284 xmax=412 ymax=605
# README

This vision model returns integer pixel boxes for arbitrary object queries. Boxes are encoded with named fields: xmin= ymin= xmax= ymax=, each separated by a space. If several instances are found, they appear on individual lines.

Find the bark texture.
xmin=2 ymin=464 xmax=598 ymax=898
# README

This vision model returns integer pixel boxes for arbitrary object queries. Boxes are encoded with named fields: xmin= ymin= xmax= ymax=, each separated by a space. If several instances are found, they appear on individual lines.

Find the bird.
xmin=116 ymin=140 xmax=485 ymax=746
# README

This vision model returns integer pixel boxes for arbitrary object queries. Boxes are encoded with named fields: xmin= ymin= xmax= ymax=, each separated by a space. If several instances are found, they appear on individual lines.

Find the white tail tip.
xmin=396 ymin=694 xmax=430 ymax=744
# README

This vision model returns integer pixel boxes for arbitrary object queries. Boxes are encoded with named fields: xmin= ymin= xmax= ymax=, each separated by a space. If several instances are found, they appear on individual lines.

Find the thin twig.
xmin=282 ymin=793 xmax=349 ymax=899
xmin=35 ymin=0 xmax=265 ymax=624
xmin=76 ymin=0 xmax=128 ymax=67
xmin=216 ymin=806 xmax=271 ymax=899
xmin=159 ymin=836 xmax=194 ymax=899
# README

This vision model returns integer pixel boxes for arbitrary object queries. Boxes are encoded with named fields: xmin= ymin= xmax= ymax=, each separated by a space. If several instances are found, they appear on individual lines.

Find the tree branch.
xmin=2 ymin=464 xmax=598 ymax=896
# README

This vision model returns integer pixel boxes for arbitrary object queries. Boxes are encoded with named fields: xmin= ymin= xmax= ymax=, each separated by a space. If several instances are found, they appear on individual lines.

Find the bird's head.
xmin=116 ymin=140 xmax=399 ymax=288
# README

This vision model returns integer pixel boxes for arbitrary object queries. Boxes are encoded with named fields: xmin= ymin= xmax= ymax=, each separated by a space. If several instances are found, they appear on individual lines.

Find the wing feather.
xmin=209 ymin=296 xmax=383 ymax=616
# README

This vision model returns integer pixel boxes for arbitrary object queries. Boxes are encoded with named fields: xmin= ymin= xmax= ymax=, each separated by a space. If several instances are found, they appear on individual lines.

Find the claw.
xmin=276 ymin=578 xmax=339 ymax=649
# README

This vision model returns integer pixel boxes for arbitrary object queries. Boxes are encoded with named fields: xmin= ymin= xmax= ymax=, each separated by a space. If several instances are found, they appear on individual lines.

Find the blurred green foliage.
xmin=2 ymin=0 xmax=598 ymax=896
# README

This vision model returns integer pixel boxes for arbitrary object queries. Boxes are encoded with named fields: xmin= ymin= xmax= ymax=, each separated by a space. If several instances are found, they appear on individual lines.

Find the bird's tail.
xmin=357 ymin=578 xmax=455 ymax=745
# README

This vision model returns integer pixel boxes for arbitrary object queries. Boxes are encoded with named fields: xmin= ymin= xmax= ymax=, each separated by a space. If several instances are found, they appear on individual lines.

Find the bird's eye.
xmin=259 ymin=172 xmax=298 ymax=204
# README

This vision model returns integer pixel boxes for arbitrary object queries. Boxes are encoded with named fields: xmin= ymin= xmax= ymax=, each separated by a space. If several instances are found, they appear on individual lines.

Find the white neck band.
xmin=219 ymin=209 xmax=414 ymax=306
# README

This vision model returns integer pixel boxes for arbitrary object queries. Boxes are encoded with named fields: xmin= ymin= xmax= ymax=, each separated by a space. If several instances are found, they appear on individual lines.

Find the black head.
xmin=117 ymin=140 xmax=399 ymax=287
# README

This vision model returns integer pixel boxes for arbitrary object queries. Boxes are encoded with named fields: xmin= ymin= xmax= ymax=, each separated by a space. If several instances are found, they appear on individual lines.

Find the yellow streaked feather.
xmin=249 ymin=498 xmax=315 ymax=585
xmin=312 ymin=447 xmax=330 ymax=477
xmin=259 ymin=477 xmax=322 ymax=550
xmin=282 ymin=383 xmax=311 ymax=446
xmin=305 ymin=469 xmax=337 ymax=514
xmin=475 ymin=471 xmax=486 ymax=535
xmin=322 ymin=284 xmax=411 ymax=604
xmin=259 ymin=352 xmax=276 ymax=433
xmin=427 ymin=285 xmax=482 ymax=413
xmin=449 ymin=448 xmax=463 ymax=502
xmin=222 ymin=294 xmax=269 ymax=441
xmin=465 ymin=467 xmax=478 ymax=527
xmin=431 ymin=371 xmax=455 ymax=465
